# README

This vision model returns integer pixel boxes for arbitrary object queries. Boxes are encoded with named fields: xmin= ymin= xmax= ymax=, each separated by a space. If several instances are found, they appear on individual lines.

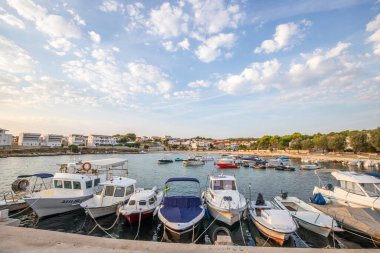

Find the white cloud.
xmin=189 ymin=0 xmax=244 ymax=34
xmin=6 ymin=0 xmax=46 ymax=21
xmin=88 ymin=31 xmax=101 ymax=44
xmin=99 ymin=0 xmax=125 ymax=13
xmin=217 ymin=59 xmax=280 ymax=94
xmin=67 ymin=9 xmax=86 ymax=26
xmin=255 ymin=20 xmax=311 ymax=54
xmin=172 ymin=90 xmax=199 ymax=99
xmin=366 ymin=14 xmax=380 ymax=55
xmin=375 ymin=75 xmax=380 ymax=82
xmin=162 ymin=38 xmax=190 ymax=52
xmin=178 ymin=38 xmax=190 ymax=50
xmin=125 ymin=2 xmax=145 ymax=31
xmin=46 ymin=37 xmax=73 ymax=56
xmin=162 ymin=41 xmax=176 ymax=52
xmin=35 ymin=15 xmax=81 ymax=39
xmin=0 ymin=7 xmax=25 ymax=29
xmin=0 ymin=35 xmax=35 ymax=74
xmin=187 ymin=80 xmax=209 ymax=88
xmin=195 ymin=33 xmax=236 ymax=62
xmin=148 ymin=2 xmax=188 ymax=38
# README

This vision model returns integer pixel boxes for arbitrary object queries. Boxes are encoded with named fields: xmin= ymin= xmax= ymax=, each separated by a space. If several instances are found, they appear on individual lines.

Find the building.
xmin=12 ymin=136 xmax=19 ymax=146
xmin=40 ymin=134 xmax=64 ymax=147
xmin=87 ymin=135 xmax=116 ymax=146
xmin=68 ymin=134 xmax=88 ymax=146
xmin=18 ymin=132 xmax=41 ymax=146
xmin=0 ymin=128 xmax=12 ymax=147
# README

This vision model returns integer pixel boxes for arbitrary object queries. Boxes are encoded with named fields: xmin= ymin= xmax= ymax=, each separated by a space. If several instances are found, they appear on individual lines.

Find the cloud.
xmin=366 ymin=14 xmax=380 ymax=55
xmin=67 ymin=9 xmax=86 ymax=26
xmin=162 ymin=38 xmax=190 ymax=52
xmin=255 ymin=20 xmax=311 ymax=54
xmin=124 ymin=2 xmax=145 ymax=31
xmin=162 ymin=41 xmax=176 ymax=52
xmin=187 ymin=80 xmax=210 ymax=88
xmin=189 ymin=0 xmax=244 ymax=35
xmin=195 ymin=33 xmax=236 ymax=62
xmin=6 ymin=0 xmax=46 ymax=22
xmin=0 ymin=7 xmax=25 ymax=29
xmin=45 ymin=37 xmax=73 ymax=56
xmin=172 ymin=90 xmax=200 ymax=100
xmin=99 ymin=0 xmax=125 ymax=13
xmin=35 ymin=15 xmax=81 ymax=39
xmin=88 ymin=31 xmax=101 ymax=44
xmin=178 ymin=38 xmax=190 ymax=50
xmin=217 ymin=59 xmax=281 ymax=94
xmin=148 ymin=2 xmax=188 ymax=38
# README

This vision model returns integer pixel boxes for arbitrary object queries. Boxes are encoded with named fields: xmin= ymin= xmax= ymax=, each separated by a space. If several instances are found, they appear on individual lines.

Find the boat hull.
xmin=207 ymin=204 xmax=243 ymax=226
xmin=162 ymin=220 xmax=202 ymax=243
xmin=294 ymin=216 xmax=331 ymax=237
xmin=216 ymin=164 xmax=239 ymax=169
xmin=24 ymin=195 xmax=91 ymax=218
xmin=85 ymin=203 xmax=119 ymax=219
xmin=0 ymin=200 xmax=28 ymax=212
xmin=252 ymin=217 xmax=290 ymax=246
xmin=122 ymin=209 xmax=154 ymax=224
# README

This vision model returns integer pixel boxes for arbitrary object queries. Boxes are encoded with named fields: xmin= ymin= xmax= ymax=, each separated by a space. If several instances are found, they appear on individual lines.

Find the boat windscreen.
xmin=165 ymin=177 xmax=200 ymax=184
xmin=18 ymin=173 xmax=54 ymax=178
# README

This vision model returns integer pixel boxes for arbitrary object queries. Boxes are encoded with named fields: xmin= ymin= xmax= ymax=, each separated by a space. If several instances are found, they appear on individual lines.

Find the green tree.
xmin=270 ymin=135 xmax=281 ymax=150
xmin=350 ymin=132 xmax=368 ymax=152
xmin=328 ymin=134 xmax=346 ymax=152
xmin=314 ymin=135 xmax=328 ymax=153
xmin=258 ymin=136 xmax=271 ymax=149
xmin=239 ymin=144 xmax=248 ymax=150
xmin=278 ymin=135 xmax=292 ymax=150
xmin=370 ymin=128 xmax=380 ymax=152
xmin=249 ymin=142 xmax=258 ymax=150
xmin=69 ymin=145 xmax=79 ymax=153
xmin=301 ymin=139 xmax=314 ymax=150
xmin=290 ymin=138 xmax=302 ymax=151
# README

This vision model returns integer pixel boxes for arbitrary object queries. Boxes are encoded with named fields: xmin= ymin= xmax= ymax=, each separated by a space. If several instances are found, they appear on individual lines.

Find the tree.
xmin=278 ymin=135 xmax=292 ymax=150
xmin=350 ymin=132 xmax=368 ymax=152
xmin=327 ymin=134 xmax=346 ymax=152
xmin=370 ymin=128 xmax=380 ymax=152
xmin=314 ymin=135 xmax=328 ymax=153
xmin=249 ymin=142 xmax=258 ymax=150
xmin=270 ymin=135 xmax=281 ymax=150
xmin=257 ymin=136 xmax=271 ymax=149
xmin=301 ymin=139 xmax=314 ymax=150
xmin=69 ymin=145 xmax=79 ymax=153
xmin=290 ymin=138 xmax=302 ymax=151
xmin=239 ymin=144 xmax=248 ymax=150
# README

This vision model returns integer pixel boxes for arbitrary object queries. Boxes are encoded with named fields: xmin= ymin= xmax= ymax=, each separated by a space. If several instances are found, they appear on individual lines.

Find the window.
xmin=95 ymin=185 xmax=104 ymax=195
xmin=73 ymin=181 xmax=81 ymax=190
xmin=105 ymin=186 xmax=114 ymax=196
xmin=360 ymin=183 xmax=380 ymax=197
xmin=54 ymin=180 xmax=63 ymax=188
xmin=129 ymin=200 xmax=136 ymax=205
xmin=149 ymin=197 xmax=155 ymax=205
xmin=345 ymin=181 xmax=365 ymax=196
xmin=139 ymin=200 xmax=146 ymax=206
xmin=94 ymin=178 xmax=100 ymax=186
xmin=213 ymin=180 xmax=236 ymax=190
xmin=86 ymin=180 xmax=92 ymax=189
xmin=64 ymin=181 xmax=72 ymax=189
xmin=114 ymin=187 xmax=125 ymax=197
xmin=125 ymin=185 xmax=134 ymax=196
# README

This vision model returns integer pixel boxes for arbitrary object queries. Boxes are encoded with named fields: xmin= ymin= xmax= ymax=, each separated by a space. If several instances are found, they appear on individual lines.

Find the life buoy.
xmin=211 ymin=226 xmax=231 ymax=244
xmin=82 ymin=162 xmax=92 ymax=172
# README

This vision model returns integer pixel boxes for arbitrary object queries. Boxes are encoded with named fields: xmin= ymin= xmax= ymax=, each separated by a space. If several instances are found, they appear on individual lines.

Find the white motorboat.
xmin=118 ymin=187 xmax=163 ymax=223
xmin=158 ymin=178 xmax=205 ymax=242
xmin=23 ymin=158 xmax=127 ymax=218
xmin=313 ymin=169 xmax=380 ymax=210
xmin=203 ymin=174 xmax=247 ymax=226
xmin=266 ymin=157 xmax=290 ymax=168
xmin=300 ymin=163 xmax=321 ymax=170
xmin=183 ymin=158 xmax=205 ymax=166
xmin=273 ymin=194 xmax=342 ymax=237
xmin=249 ymin=194 xmax=297 ymax=245
xmin=0 ymin=173 xmax=53 ymax=212
xmin=81 ymin=177 xmax=136 ymax=218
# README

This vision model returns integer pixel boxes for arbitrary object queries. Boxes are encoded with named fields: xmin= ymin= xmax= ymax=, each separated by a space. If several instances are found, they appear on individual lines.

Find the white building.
xmin=18 ymin=132 xmax=41 ymax=146
xmin=87 ymin=135 xmax=116 ymax=146
xmin=68 ymin=134 xmax=87 ymax=146
xmin=40 ymin=134 xmax=64 ymax=147
xmin=0 ymin=128 xmax=12 ymax=147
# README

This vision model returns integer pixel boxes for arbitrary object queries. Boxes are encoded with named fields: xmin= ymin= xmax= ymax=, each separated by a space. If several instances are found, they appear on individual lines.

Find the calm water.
xmin=0 ymin=153 xmax=378 ymax=248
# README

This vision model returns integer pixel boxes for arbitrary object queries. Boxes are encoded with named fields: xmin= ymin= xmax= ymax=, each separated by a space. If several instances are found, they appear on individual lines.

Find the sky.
xmin=0 ymin=0 xmax=380 ymax=138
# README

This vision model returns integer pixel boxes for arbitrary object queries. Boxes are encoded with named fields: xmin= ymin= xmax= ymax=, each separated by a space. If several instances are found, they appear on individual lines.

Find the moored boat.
xmin=183 ymin=158 xmax=205 ymax=167
xmin=158 ymin=158 xmax=173 ymax=164
xmin=216 ymin=158 xmax=240 ymax=169
xmin=300 ymin=163 xmax=321 ymax=170
xmin=249 ymin=193 xmax=297 ymax=245
xmin=203 ymin=174 xmax=246 ymax=226
xmin=118 ymin=186 xmax=163 ymax=223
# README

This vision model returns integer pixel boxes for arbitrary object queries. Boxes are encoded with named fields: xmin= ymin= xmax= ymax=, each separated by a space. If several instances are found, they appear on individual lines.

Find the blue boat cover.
xmin=310 ymin=193 xmax=326 ymax=205
xmin=165 ymin=177 xmax=200 ymax=184
xmin=160 ymin=196 xmax=202 ymax=223
xmin=278 ymin=156 xmax=289 ymax=160
xmin=18 ymin=173 xmax=54 ymax=179
xmin=366 ymin=172 xmax=380 ymax=179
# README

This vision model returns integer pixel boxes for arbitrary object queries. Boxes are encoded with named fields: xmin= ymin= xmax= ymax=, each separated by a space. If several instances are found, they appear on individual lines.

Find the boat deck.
xmin=310 ymin=203 xmax=380 ymax=242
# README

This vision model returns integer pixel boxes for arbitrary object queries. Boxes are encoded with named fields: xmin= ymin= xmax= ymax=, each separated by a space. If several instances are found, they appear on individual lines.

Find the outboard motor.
xmin=281 ymin=191 xmax=288 ymax=199
xmin=255 ymin=193 xmax=265 ymax=206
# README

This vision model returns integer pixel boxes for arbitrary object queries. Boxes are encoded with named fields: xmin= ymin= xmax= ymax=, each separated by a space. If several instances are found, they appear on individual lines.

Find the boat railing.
xmin=1 ymin=191 xmax=18 ymax=205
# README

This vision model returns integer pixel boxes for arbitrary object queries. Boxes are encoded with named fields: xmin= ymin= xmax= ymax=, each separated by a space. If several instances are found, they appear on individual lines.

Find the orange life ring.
xmin=82 ymin=162 xmax=92 ymax=172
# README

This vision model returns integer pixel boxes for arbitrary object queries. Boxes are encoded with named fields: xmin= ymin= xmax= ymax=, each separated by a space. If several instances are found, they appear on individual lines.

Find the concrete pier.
xmin=0 ymin=226 xmax=377 ymax=253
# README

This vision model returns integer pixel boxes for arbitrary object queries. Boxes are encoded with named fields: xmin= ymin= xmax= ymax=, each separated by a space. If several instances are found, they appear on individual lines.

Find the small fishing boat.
xmin=249 ymin=193 xmax=297 ymax=245
xmin=183 ymin=158 xmax=205 ymax=167
xmin=216 ymin=158 xmax=239 ymax=169
xmin=118 ymin=187 xmax=163 ymax=223
xmin=203 ymin=174 xmax=246 ymax=226
xmin=313 ymin=170 xmax=380 ymax=210
xmin=300 ymin=163 xmax=321 ymax=170
xmin=266 ymin=157 xmax=290 ymax=168
xmin=275 ymin=165 xmax=296 ymax=171
xmin=0 ymin=173 xmax=53 ymax=212
xmin=273 ymin=193 xmax=342 ymax=237
xmin=158 ymin=178 xmax=205 ymax=242
xmin=174 ymin=158 xmax=185 ymax=162
xmin=80 ymin=177 xmax=136 ymax=218
xmin=158 ymin=158 xmax=173 ymax=164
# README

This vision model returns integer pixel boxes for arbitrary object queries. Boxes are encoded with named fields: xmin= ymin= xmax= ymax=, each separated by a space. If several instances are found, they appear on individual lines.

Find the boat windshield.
xmin=213 ymin=180 xmax=236 ymax=190
xmin=95 ymin=185 xmax=104 ymax=195
xmin=359 ymin=183 xmax=380 ymax=197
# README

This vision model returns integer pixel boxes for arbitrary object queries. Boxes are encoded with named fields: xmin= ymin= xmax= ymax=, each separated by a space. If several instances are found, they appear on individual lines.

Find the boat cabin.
xmin=127 ymin=188 xmax=159 ymax=210
xmin=52 ymin=173 xmax=107 ymax=196
xmin=95 ymin=177 xmax=136 ymax=205
xmin=332 ymin=172 xmax=380 ymax=197
xmin=209 ymin=175 xmax=237 ymax=191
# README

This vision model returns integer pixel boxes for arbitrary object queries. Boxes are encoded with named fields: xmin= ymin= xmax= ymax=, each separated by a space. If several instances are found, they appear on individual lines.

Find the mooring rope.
xmin=238 ymin=211 xmax=246 ymax=246
xmin=134 ymin=211 xmax=142 ymax=240
xmin=192 ymin=212 xmax=220 ymax=244
xmin=86 ymin=208 xmax=120 ymax=238
xmin=9 ymin=197 xmax=40 ymax=218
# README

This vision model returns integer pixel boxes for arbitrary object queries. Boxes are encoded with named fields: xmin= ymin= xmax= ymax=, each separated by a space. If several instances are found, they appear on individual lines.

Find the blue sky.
xmin=0 ymin=0 xmax=380 ymax=138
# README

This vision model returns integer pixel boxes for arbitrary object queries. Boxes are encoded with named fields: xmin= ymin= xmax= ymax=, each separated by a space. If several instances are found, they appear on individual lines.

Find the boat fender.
xmin=211 ymin=226 xmax=231 ymax=244
xmin=281 ymin=192 xmax=288 ymax=199
xmin=82 ymin=162 xmax=92 ymax=172
xmin=11 ymin=179 xmax=30 ymax=193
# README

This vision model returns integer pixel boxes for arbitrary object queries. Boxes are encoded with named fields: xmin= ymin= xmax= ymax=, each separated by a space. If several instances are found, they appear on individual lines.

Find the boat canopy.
xmin=332 ymin=172 xmax=380 ymax=184
xmin=18 ymin=173 xmax=54 ymax=179
xmin=86 ymin=158 xmax=127 ymax=168
xmin=314 ymin=169 xmax=339 ymax=174
xmin=165 ymin=177 xmax=200 ymax=184
xmin=100 ymin=177 xmax=136 ymax=187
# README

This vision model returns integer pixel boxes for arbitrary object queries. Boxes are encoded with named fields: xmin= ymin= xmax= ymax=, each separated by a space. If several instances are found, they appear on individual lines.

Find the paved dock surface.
xmin=0 ymin=226 xmax=378 ymax=253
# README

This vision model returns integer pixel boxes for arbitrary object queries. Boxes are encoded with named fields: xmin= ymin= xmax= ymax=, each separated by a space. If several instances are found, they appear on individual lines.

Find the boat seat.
xmin=161 ymin=196 xmax=202 ymax=223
